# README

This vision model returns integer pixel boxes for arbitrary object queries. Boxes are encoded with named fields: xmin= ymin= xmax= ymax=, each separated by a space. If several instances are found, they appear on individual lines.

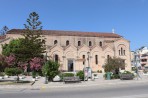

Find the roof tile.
xmin=7 ymin=29 xmax=122 ymax=38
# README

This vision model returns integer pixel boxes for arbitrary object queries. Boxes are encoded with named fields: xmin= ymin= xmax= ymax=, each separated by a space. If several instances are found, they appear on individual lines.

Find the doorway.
xmin=68 ymin=59 xmax=74 ymax=72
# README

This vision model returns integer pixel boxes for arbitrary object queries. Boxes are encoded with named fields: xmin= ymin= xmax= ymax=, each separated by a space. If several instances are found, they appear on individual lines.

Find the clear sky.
xmin=0 ymin=0 xmax=148 ymax=51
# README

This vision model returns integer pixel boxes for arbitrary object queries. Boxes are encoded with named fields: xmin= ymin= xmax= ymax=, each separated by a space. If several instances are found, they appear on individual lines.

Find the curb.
xmin=0 ymin=79 xmax=148 ymax=89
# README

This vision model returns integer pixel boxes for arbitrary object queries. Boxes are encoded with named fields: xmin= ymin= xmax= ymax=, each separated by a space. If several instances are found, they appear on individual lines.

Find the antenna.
xmin=112 ymin=28 xmax=115 ymax=33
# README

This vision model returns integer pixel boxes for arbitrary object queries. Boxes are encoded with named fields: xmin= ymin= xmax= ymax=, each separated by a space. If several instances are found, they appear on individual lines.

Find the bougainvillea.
xmin=18 ymin=61 xmax=28 ymax=72
xmin=30 ymin=57 xmax=43 ymax=71
xmin=5 ymin=54 xmax=16 ymax=67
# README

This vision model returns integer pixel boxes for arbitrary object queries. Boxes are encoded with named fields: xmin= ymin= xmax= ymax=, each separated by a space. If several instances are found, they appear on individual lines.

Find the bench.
xmin=120 ymin=74 xmax=133 ymax=80
xmin=63 ymin=76 xmax=81 ymax=83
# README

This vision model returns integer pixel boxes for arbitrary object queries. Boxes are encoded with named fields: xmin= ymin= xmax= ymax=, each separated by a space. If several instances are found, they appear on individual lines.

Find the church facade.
xmin=0 ymin=29 xmax=131 ymax=72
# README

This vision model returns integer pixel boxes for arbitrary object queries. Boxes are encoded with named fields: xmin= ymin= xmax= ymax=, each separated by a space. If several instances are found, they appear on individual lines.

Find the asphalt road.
xmin=0 ymin=83 xmax=148 ymax=98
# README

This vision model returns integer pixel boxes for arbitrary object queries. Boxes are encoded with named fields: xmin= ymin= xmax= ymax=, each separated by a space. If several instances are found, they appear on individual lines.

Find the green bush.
xmin=121 ymin=71 xmax=134 ymax=77
xmin=4 ymin=68 xmax=23 ymax=76
xmin=76 ymin=71 xmax=84 ymax=80
xmin=62 ymin=73 xmax=74 ymax=77
xmin=59 ymin=73 xmax=75 ymax=81
xmin=122 ymin=71 xmax=132 ymax=74
xmin=97 ymin=70 xmax=102 ymax=73
xmin=112 ymin=74 xmax=120 ymax=79
xmin=42 ymin=60 xmax=60 ymax=81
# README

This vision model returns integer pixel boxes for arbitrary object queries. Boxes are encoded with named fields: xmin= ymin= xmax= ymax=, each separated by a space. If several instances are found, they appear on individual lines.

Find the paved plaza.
xmin=0 ymin=74 xmax=148 ymax=89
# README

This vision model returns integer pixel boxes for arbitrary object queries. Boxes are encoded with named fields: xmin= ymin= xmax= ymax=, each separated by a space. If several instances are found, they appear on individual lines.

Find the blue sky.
xmin=0 ymin=0 xmax=148 ymax=51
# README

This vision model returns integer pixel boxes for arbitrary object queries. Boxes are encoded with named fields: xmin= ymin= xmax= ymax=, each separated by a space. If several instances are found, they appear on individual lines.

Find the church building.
xmin=0 ymin=29 xmax=131 ymax=72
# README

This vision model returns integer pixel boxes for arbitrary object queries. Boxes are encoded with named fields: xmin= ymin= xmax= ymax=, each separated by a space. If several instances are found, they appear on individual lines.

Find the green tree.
xmin=2 ymin=12 xmax=46 ymax=63
xmin=2 ymin=39 xmax=23 ymax=56
xmin=23 ymin=12 xmax=46 ymax=59
xmin=104 ymin=57 xmax=125 ymax=74
xmin=0 ymin=54 xmax=7 ymax=72
xmin=42 ymin=60 xmax=60 ymax=81
xmin=2 ymin=12 xmax=46 ymax=72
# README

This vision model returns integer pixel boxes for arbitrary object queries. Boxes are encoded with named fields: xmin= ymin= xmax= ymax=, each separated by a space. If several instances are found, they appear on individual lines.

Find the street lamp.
xmin=87 ymin=51 xmax=92 ymax=79
xmin=87 ymin=52 xmax=90 ymax=67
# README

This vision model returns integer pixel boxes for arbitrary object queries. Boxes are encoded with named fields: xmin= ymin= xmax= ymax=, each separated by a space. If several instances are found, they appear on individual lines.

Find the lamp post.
xmin=83 ymin=58 xmax=86 ymax=82
xmin=87 ymin=52 xmax=90 ymax=79
xmin=87 ymin=52 xmax=90 ymax=67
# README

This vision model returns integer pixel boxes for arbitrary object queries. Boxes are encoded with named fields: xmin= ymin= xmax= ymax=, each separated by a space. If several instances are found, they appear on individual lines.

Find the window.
xmin=66 ymin=40 xmax=69 ymax=46
xmin=123 ymin=50 xmax=125 ymax=55
xmin=54 ymin=40 xmax=58 ymax=45
xmin=107 ymin=55 xmax=110 ymax=62
xmin=95 ymin=55 xmax=98 ymax=65
xmin=54 ymin=54 xmax=58 ymax=63
xmin=89 ymin=41 xmax=92 ymax=46
xmin=121 ymin=48 xmax=123 ymax=55
xmin=119 ymin=47 xmax=126 ymax=56
xmin=99 ymin=41 xmax=102 ymax=47
xmin=78 ymin=41 xmax=81 ymax=46
xmin=83 ymin=55 xmax=85 ymax=65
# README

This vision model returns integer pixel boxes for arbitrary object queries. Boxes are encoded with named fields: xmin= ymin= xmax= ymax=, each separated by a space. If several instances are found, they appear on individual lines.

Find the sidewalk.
xmin=0 ymin=75 xmax=148 ymax=89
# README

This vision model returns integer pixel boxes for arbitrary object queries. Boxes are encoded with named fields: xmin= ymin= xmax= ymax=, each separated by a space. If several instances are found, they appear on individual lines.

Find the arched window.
xmin=78 ymin=41 xmax=81 ymax=46
xmin=54 ymin=54 xmax=58 ymax=63
xmin=121 ymin=48 xmax=123 ymax=55
xmin=66 ymin=40 xmax=69 ymax=46
xmin=99 ymin=41 xmax=102 ymax=47
xmin=95 ymin=55 xmax=98 ymax=65
xmin=119 ymin=46 xmax=126 ymax=56
xmin=89 ymin=41 xmax=92 ymax=46
xmin=119 ymin=50 xmax=120 ymax=55
xmin=54 ymin=40 xmax=58 ymax=45
xmin=83 ymin=55 xmax=85 ymax=65
xmin=124 ymin=50 xmax=125 ymax=55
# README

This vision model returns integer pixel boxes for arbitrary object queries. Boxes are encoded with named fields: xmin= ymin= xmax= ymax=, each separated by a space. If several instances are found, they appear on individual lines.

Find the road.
xmin=0 ymin=83 xmax=148 ymax=98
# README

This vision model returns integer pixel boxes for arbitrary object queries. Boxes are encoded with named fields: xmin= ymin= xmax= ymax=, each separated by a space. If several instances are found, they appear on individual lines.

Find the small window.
xmin=95 ymin=55 xmax=98 ymax=65
xmin=54 ymin=40 xmax=58 ymax=45
xmin=78 ymin=41 xmax=81 ymax=46
xmin=66 ymin=40 xmax=69 ymax=46
xmin=89 ymin=41 xmax=92 ymax=46
xmin=83 ymin=55 xmax=85 ymax=65
xmin=99 ymin=41 xmax=102 ymax=47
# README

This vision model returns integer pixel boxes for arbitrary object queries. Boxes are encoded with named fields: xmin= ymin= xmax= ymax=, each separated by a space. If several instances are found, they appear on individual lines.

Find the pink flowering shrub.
xmin=5 ymin=54 xmax=16 ymax=67
xmin=30 ymin=57 xmax=43 ymax=71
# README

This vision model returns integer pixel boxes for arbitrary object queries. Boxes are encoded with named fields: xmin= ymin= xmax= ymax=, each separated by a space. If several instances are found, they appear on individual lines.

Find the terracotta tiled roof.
xmin=7 ymin=29 xmax=122 ymax=38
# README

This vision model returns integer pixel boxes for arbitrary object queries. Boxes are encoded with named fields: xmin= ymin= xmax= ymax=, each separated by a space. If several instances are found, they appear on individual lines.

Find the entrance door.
xmin=68 ymin=59 xmax=74 ymax=72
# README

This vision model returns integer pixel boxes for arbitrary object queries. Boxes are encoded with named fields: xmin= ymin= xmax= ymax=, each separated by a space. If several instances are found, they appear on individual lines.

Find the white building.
xmin=134 ymin=46 xmax=148 ymax=69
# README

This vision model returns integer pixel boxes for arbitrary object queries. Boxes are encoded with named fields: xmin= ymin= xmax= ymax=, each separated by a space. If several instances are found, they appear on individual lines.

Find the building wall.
xmin=45 ymin=34 xmax=131 ymax=72
xmin=0 ymin=33 xmax=132 ymax=72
